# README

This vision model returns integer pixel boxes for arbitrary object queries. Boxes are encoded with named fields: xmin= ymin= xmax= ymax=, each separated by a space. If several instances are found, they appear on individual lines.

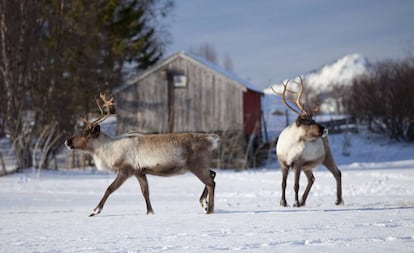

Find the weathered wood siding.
xmin=116 ymin=70 xmax=168 ymax=133
xmin=116 ymin=54 xmax=244 ymax=134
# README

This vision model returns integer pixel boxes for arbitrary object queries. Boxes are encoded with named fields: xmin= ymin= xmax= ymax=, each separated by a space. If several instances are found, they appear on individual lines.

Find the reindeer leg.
xmin=293 ymin=167 xmax=301 ymax=207
xmin=324 ymin=163 xmax=343 ymax=205
xmin=280 ymin=167 xmax=289 ymax=207
xmin=322 ymin=137 xmax=344 ymax=205
xmin=199 ymin=170 xmax=216 ymax=210
xmin=90 ymin=172 xmax=129 ymax=217
xmin=300 ymin=170 xmax=315 ymax=206
xmin=135 ymin=173 xmax=154 ymax=215
xmin=335 ymin=170 xmax=343 ymax=205
xmin=193 ymin=169 xmax=216 ymax=214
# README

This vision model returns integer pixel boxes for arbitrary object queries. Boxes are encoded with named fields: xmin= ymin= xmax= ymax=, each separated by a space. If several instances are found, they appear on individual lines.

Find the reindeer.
xmin=65 ymin=94 xmax=220 ymax=216
xmin=273 ymin=77 xmax=343 ymax=207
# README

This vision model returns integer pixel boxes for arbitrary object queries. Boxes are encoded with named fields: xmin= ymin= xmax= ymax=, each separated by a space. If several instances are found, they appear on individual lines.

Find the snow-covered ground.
xmin=1 ymin=130 xmax=414 ymax=252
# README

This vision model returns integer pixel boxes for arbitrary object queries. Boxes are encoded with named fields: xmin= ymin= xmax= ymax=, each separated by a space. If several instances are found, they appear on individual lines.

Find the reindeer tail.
xmin=205 ymin=134 xmax=221 ymax=151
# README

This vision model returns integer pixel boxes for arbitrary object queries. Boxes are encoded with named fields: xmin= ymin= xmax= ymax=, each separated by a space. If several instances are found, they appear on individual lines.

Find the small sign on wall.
xmin=174 ymin=75 xmax=187 ymax=88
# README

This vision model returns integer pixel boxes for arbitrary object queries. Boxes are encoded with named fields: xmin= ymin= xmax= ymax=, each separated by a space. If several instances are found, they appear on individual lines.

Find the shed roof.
xmin=114 ymin=51 xmax=264 ymax=94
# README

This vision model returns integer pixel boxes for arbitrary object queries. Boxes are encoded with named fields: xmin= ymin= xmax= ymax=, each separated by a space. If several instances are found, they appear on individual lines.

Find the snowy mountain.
xmin=264 ymin=54 xmax=370 ymax=113
xmin=306 ymin=53 xmax=370 ymax=92
xmin=265 ymin=53 xmax=369 ymax=94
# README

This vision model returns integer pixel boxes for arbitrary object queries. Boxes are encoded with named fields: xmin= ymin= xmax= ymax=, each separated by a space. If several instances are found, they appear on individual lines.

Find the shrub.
xmin=345 ymin=59 xmax=414 ymax=141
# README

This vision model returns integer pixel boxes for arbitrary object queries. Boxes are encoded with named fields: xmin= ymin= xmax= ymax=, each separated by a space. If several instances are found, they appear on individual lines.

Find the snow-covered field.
xmin=1 ymin=131 xmax=414 ymax=252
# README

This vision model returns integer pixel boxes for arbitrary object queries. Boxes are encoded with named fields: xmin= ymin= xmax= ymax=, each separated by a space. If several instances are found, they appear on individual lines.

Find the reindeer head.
xmin=65 ymin=93 xmax=115 ymax=151
xmin=272 ymin=76 xmax=327 ymax=140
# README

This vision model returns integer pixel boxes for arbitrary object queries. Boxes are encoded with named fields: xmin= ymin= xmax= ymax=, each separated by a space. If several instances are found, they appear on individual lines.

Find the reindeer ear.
xmin=91 ymin=125 xmax=100 ymax=138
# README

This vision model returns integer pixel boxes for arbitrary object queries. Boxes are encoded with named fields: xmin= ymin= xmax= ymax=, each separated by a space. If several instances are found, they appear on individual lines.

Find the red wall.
xmin=243 ymin=90 xmax=262 ymax=136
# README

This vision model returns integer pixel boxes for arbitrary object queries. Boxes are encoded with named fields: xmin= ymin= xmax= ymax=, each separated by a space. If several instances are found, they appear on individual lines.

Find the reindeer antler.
xmin=272 ymin=76 xmax=319 ymax=118
xmin=86 ymin=93 xmax=115 ymax=127
xmin=272 ymin=80 xmax=303 ymax=115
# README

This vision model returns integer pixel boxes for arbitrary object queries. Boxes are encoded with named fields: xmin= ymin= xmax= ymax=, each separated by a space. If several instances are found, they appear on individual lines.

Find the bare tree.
xmin=189 ymin=42 xmax=236 ymax=73
xmin=223 ymin=53 xmax=234 ymax=72
xmin=32 ymin=122 xmax=63 ymax=170
xmin=189 ymin=42 xmax=219 ymax=64
xmin=346 ymin=59 xmax=414 ymax=141
xmin=0 ymin=0 xmax=39 ymax=168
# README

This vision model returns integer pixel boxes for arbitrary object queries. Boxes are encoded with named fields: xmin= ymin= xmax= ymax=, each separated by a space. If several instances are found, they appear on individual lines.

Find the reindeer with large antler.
xmin=65 ymin=94 xmax=220 ymax=216
xmin=273 ymin=77 xmax=343 ymax=207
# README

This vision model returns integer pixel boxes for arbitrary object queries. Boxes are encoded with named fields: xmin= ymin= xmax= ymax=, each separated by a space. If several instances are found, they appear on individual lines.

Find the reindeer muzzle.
xmin=64 ymin=139 xmax=74 ymax=150
xmin=322 ymin=128 xmax=328 ymax=138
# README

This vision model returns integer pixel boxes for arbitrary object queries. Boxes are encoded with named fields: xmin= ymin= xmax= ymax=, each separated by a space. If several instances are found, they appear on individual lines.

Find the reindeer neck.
xmin=91 ymin=132 xmax=115 ymax=153
xmin=91 ymin=132 xmax=119 ymax=171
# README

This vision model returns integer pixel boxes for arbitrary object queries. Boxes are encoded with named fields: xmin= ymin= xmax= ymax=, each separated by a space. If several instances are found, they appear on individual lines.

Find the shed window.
xmin=174 ymin=74 xmax=187 ymax=88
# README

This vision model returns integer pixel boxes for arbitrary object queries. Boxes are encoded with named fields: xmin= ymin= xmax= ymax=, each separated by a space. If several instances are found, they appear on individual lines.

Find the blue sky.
xmin=165 ymin=0 xmax=414 ymax=89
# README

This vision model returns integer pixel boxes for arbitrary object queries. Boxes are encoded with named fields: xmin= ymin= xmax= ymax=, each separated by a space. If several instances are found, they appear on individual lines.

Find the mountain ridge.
xmin=264 ymin=53 xmax=370 ymax=94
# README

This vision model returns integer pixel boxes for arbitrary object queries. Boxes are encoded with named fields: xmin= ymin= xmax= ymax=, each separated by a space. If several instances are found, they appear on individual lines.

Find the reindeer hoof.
xmin=89 ymin=207 xmax=102 ymax=217
xmin=335 ymin=199 xmax=344 ymax=205
xmin=201 ymin=199 xmax=209 ymax=213
xmin=203 ymin=206 xmax=213 ymax=214
xmin=293 ymin=201 xmax=305 ymax=207
xmin=201 ymin=201 xmax=214 ymax=214
xmin=146 ymin=209 xmax=154 ymax=215
xmin=280 ymin=199 xmax=288 ymax=207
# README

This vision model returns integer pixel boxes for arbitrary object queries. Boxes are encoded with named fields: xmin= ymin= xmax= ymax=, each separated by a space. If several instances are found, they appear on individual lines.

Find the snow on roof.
xmin=114 ymin=51 xmax=263 ymax=94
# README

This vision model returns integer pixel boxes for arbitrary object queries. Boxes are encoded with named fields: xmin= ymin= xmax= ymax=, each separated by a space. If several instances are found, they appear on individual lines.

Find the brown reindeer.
xmin=273 ymin=77 xmax=343 ymax=207
xmin=65 ymin=94 xmax=220 ymax=216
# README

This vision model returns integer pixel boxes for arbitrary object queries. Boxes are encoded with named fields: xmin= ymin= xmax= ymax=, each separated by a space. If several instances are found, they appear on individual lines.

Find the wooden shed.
xmin=114 ymin=51 xmax=263 ymax=141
